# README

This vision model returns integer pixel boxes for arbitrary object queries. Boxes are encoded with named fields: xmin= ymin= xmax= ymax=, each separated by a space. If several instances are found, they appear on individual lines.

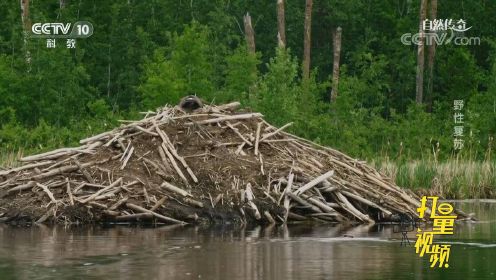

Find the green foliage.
xmin=139 ymin=22 xmax=215 ymax=107
xmin=0 ymin=1 xmax=494 ymax=170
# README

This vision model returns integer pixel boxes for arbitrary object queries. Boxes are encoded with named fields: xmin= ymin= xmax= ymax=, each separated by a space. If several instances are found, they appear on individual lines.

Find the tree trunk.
xmin=20 ymin=0 xmax=31 ymax=65
xmin=331 ymin=27 xmax=342 ymax=102
xmin=243 ymin=13 xmax=256 ymax=54
xmin=302 ymin=0 xmax=313 ymax=80
xmin=277 ymin=0 xmax=286 ymax=48
xmin=426 ymin=0 xmax=438 ymax=112
xmin=415 ymin=0 xmax=427 ymax=104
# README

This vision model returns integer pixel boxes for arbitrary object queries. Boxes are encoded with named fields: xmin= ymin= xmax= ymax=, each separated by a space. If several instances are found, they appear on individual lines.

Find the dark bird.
xmin=179 ymin=95 xmax=203 ymax=113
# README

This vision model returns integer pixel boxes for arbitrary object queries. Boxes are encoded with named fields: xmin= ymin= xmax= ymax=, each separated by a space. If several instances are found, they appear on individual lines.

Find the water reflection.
xmin=0 ymin=201 xmax=495 ymax=280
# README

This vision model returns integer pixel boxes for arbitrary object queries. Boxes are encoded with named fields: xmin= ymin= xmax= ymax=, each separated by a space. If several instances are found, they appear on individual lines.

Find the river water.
xmin=0 ymin=201 xmax=495 ymax=280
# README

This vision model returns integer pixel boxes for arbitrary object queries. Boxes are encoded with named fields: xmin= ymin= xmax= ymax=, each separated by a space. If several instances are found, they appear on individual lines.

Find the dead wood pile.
xmin=0 ymin=102 xmax=427 ymax=225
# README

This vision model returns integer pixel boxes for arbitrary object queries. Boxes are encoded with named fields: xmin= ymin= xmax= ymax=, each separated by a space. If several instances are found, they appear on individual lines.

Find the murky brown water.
xmin=0 ymin=201 xmax=495 ymax=280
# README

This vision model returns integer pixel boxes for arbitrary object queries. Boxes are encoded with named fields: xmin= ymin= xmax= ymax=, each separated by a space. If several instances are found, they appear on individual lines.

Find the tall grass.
xmin=373 ymin=159 xmax=496 ymax=199
xmin=0 ymin=149 xmax=23 ymax=169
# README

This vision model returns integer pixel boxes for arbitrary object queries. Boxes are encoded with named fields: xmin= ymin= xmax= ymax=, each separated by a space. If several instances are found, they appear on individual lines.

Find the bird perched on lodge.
xmin=178 ymin=95 xmax=203 ymax=113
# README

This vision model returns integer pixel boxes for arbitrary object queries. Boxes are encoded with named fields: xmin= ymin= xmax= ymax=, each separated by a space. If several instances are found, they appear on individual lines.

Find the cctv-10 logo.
xmin=30 ymin=21 xmax=93 ymax=38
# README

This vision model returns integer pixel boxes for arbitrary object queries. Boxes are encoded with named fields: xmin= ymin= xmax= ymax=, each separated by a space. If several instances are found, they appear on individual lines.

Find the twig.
xmin=126 ymin=203 xmax=187 ymax=225
xmin=254 ymin=122 xmax=262 ymax=155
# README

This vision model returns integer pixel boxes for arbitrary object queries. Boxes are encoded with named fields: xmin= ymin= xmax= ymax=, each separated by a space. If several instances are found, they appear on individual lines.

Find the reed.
xmin=373 ymin=158 xmax=496 ymax=199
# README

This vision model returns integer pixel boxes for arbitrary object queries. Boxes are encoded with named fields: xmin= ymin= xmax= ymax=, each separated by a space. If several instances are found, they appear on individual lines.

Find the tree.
xmin=302 ymin=0 xmax=313 ymax=80
xmin=416 ymin=0 xmax=427 ymax=104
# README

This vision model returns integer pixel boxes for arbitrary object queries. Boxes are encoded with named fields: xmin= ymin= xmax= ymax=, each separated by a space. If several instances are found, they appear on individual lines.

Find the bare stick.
xmin=80 ymin=178 xmax=123 ymax=204
xmin=120 ymin=146 xmax=134 ymax=170
xmin=0 ymin=161 xmax=53 ymax=176
xmin=150 ymin=196 xmax=167 ymax=211
xmin=66 ymin=179 xmax=74 ymax=206
xmin=161 ymin=144 xmax=189 ymax=185
xmin=126 ymin=203 xmax=187 ymax=225
xmin=245 ymin=183 xmax=261 ymax=219
xmin=336 ymin=192 xmax=375 ymax=224
xmin=190 ymin=113 xmax=263 ymax=125
xmin=183 ymin=197 xmax=204 ymax=208
xmin=161 ymin=181 xmax=191 ymax=197
xmin=254 ymin=122 xmax=262 ymax=155
xmin=5 ymin=181 xmax=36 ymax=195
xmin=36 ymin=183 xmax=57 ymax=204
xmin=294 ymin=170 xmax=334 ymax=196
xmin=260 ymin=122 xmax=293 ymax=142
xmin=264 ymin=211 xmax=276 ymax=224
xmin=109 ymin=196 xmax=128 ymax=210
xmin=115 ymin=213 xmax=153 ymax=222
xmin=341 ymin=190 xmax=392 ymax=217
xmin=226 ymin=122 xmax=252 ymax=146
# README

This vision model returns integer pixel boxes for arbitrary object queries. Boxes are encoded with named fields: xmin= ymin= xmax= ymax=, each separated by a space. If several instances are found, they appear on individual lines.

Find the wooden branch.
xmin=109 ymin=196 xmax=128 ymax=210
xmin=260 ymin=122 xmax=292 ymax=142
xmin=126 ymin=203 xmax=186 ymax=225
xmin=190 ymin=113 xmax=262 ymax=125
xmin=0 ymin=161 xmax=53 ymax=176
xmin=36 ymin=183 xmax=57 ymax=204
xmin=254 ymin=122 xmax=262 ymax=155
xmin=183 ymin=197 xmax=204 ymax=208
xmin=120 ymin=146 xmax=134 ymax=170
xmin=66 ymin=179 xmax=74 ymax=205
xmin=5 ymin=181 xmax=36 ymax=195
xmin=286 ymin=192 xmax=322 ymax=213
xmin=336 ymin=192 xmax=374 ymax=224
xmin=160 ymin=144 xmax=189 ymax=185
xmin=341 ymin=190 xmax=392 ymax=216
xmin=294 ymin=170 xmax=334 ymax=195
xmin=115 ymin=213 xmax=153 ymax=222
xmin=150 ymin=196 xmax=167 ymax=211
xmin=226 ymin=122 xmax=252 ymax=146
xmin=80 ymin=178 xmax=123 ymax=204
xmin=264 ymin=210 xmax=276 ymax=224
xmin=32 ymin=165 xmax=79 ymax=180
xmin=245 ymin=183 xmax=261 ymax=219
xmin=161 ymin=181 xmax=191 ymax=197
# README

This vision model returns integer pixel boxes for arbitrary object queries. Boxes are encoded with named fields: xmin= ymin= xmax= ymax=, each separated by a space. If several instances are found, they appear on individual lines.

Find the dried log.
xmin=341 ymin=190 xmax=392 ymax=217
xmin=226 ymin=122 xmax=252 ymax=146
xmin=150 ymin=196 xmax=167 ymax=211
xmin=190 ymin=113 xmax=263 ymax=125
xmin=245 ymin=183 xmax=261 ymax=219
xmin=286 ymin=192 xmax=322 ymax=213
xmin=335 ymin=192 xmax=374 ymax=224
xmin=183 ymin=197 xmax=204 ymax=208
xmin=254 ymin=122 xmax=262 ymax=155
xmin=294 ymin=170 xmax=334 ymax=195
xmin=115 ymin=213 xmax=153 ymax=222
xmin=79 ymin=178 xmax=123 ymax=204
xmin=109 ymin=196 xmax=128 ymax=210
xmin=161 ymin=181 xmax=191 ymax=197
xmin=264 ymin=211 xmax=276 ymax=224
xmin=0 ymin=161 xmax=53 ymax=176
xmin=126 ymin=203 xmax=186 ymax=225
xmin=36 ymin=183 xmax=57 ymax=204
xmin=260 ymin=122 xmax=292 ymax=142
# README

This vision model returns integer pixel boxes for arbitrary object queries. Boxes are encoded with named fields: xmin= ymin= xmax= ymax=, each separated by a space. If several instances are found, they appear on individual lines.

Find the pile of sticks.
xmin=0 ymin=102 xmax=425 ymax=225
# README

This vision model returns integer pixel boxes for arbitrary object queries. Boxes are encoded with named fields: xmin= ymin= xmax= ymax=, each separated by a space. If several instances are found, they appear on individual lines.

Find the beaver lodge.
xmin=0 ymin=102 xmax=462 ymax=226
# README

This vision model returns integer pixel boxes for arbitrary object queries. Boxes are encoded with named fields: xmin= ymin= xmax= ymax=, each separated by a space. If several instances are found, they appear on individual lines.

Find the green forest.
xmin=0 ymin=1 xmax=495 ymax=196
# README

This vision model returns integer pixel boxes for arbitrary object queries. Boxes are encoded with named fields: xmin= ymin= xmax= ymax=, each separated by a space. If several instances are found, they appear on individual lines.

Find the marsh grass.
xmin=0 ymin=149 xmax=23 ymax=169
xmin=374 ymin=159 xmax=496 ymax=199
